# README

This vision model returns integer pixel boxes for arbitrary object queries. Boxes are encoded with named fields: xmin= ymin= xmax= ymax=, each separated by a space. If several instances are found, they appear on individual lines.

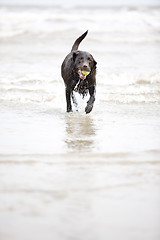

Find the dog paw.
xmin=85 ymin=104 xmax=93 ymax=114
xmin=67 ymin=108 xmax=73 ymax=113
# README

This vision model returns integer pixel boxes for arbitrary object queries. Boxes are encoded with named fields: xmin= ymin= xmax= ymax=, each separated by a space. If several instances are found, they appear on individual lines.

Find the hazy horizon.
xmin=0 ymin=0 xmax=160 ymax=6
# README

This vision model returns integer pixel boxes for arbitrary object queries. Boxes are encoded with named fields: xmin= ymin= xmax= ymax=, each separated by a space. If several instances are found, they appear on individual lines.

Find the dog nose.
xmin=83 ymin=64 xmax=88 ymax=68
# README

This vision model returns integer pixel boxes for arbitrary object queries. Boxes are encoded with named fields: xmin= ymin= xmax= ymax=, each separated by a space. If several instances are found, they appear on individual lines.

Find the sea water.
xmin=0 ymin=3 xmax=160 ymax=240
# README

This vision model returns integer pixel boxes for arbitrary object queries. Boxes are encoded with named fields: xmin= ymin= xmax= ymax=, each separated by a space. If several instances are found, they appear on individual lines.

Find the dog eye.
xmin=88 ymin=58 xmax=91 ymax=63
xmin=79 ymin=57 xmax=83 ymax=63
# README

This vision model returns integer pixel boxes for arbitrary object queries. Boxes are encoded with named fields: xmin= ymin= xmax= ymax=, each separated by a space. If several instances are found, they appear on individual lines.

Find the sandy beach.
xmin=0 ymin=1 xmax=160 ymax=239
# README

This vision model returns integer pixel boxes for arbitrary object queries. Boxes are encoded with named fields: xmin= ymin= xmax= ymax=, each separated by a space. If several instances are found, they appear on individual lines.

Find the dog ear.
xmin=72 ymin=52 xmax=79 ymax=62
xmin=92 ymin=58 xmax=97 ymax=69
xmin=94 ymin=59 xmax=97 ymax=67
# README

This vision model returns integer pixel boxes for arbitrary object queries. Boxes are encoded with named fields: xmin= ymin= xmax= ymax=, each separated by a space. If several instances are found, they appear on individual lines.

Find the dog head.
xmin=72 ymin=51 xmax=97 ymax=80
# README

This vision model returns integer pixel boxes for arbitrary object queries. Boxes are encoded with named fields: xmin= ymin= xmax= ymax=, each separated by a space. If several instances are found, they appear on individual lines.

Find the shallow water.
xmin=0 ymin=4 xmax=160 ymax=240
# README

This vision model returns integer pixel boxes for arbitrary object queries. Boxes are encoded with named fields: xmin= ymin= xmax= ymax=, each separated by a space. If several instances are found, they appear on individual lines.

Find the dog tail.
xmin=71 ymin=30 xmax=88 ymax=52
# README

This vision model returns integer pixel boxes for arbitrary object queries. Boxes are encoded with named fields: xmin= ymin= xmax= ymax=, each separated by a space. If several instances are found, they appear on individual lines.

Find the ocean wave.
xmin=100 ymin=94 xmax=160 ymax=104
xmin=0 ymin=74 xmax=61 ymax=104
xmin=98 ymin=72 xmax=160 ymax=85
xmin=0 ymin=72 xmax=160 ymax=105
xmin=97 ymin=72 xmax=160 ymax=104
xmin=0 ymin=5 xmax=160 ymax=43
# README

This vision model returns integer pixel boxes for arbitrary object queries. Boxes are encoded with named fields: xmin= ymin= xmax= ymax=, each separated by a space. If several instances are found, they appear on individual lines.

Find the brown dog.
xmin=61 ymin=31 xmax=97 ymax=114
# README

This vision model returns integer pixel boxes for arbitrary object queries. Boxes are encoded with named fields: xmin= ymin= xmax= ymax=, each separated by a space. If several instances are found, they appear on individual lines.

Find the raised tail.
xmin=71 ymin=30 xmax=88 ymax=52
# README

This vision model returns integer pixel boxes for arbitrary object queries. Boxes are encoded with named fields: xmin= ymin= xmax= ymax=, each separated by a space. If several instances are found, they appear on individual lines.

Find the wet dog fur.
xmin=61 ymin=31 xmax=97 ymax=114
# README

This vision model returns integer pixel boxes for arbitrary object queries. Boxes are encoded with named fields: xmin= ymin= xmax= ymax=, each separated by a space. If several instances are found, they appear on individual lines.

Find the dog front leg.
xmin=66 ymin=87 xmax=73 ymax=112
xmin=85 ymin=85 xmax=96 ymax=114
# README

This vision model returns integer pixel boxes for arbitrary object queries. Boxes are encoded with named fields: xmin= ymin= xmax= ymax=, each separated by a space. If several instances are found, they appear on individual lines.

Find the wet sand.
xmin=0 ymin=3 xmax=160 ymax=240
xmin=1 ymin=104 xmax=160 ymax=240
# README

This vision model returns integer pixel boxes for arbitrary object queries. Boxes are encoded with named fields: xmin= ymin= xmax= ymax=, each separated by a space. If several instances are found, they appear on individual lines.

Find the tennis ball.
xmin=82 ymin=70 xmax=90 ymax=76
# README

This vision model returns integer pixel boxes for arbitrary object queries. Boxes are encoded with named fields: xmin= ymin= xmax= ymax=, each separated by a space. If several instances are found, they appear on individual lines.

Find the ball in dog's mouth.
xmin=78 ymin=69 xmax=90 ymax=80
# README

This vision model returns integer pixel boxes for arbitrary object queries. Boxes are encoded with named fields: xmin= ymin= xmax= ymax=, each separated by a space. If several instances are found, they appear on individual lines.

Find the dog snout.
xmin=82 ymin=63 xmax=90 ymax=71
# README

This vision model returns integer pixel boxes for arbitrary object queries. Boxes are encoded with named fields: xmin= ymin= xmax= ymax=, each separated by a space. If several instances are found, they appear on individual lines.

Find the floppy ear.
xmin=72 ymin=52 xmax=79 ymax=62
xmin=94 ymin=59 xmax=97 ymax=67
xmin=93 ymin=59 xmax=97 ymax=69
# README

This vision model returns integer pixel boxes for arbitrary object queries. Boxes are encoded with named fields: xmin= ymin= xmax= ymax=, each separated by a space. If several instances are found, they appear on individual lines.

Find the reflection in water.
xmin=64 ymin=113 xmax=96 ymax=152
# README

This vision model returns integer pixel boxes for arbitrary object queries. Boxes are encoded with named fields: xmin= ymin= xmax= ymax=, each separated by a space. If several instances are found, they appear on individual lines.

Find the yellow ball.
xmin=82 ymin=70 xmax=90 ymax=76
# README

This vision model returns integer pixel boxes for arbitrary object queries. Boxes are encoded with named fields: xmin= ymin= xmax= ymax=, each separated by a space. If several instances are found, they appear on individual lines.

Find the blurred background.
xmin=0 ymin=0 xmax=160 ymax=240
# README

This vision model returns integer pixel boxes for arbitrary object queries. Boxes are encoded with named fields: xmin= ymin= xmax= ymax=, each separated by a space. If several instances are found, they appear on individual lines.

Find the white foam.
xmin=0 ymin=6 xmax=160 ymax=42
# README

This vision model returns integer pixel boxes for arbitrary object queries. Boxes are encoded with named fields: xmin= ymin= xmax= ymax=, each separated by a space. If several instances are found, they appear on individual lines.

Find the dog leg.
xmin=72 ymin=92 xmax=78 ymax=111
xmin=85 ymin=85 xmax=96 ymax=114
xmin=66 ymin=88 xmax=72 ymax=112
